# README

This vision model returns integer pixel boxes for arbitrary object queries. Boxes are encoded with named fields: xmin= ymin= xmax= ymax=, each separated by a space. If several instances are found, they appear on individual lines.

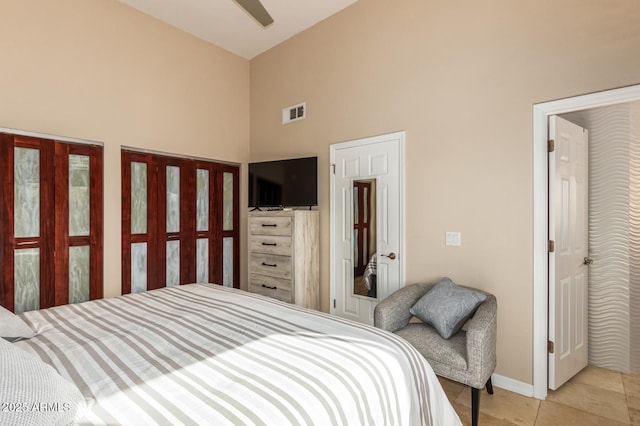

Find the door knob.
xmin=381 ymin=252 xmax=397 ymax=260
xmin=583 ymin=257 xmax=593 ymax=265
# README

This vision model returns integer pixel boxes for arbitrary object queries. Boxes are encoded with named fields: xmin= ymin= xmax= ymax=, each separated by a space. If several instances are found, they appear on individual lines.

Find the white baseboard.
xmin=491 ymin=374 xmax=535 ymax=398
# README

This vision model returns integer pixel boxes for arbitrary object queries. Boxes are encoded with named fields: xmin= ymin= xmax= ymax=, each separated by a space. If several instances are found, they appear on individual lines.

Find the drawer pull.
xmin=261 ymin=284 xmax=278 ymax=290
xmin=261 ymin=262 xmax=277 ymax=267
xmin=261 ymin=224 xmax=277 ymax=227
xmin=262 ymin=242 xmax=277 ymax=246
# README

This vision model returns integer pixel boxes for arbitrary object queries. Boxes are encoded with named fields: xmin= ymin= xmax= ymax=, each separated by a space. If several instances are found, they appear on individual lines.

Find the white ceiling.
xmin=117 ymin=0 xmax=359 ymax=59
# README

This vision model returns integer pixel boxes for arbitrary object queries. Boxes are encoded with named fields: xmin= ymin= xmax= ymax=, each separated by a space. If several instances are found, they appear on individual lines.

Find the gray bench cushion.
xmin=396 ymin=323 xmax=467 ymax=370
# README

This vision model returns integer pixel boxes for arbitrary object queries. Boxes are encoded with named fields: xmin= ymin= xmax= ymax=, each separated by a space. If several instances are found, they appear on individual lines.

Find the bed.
xmin=3 ymin=284 xmax=461 ymax=425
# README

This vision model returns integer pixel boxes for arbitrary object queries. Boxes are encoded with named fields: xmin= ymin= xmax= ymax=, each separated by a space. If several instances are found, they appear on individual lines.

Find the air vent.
xmin=282 ymin=102 xmax=306 ymax=124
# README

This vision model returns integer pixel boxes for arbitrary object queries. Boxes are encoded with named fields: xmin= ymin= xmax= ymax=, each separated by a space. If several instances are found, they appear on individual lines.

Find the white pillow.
xmin=0 ymin=306 xmax=36 ymax=341
xmin=0 ymin=338 xmax=86 ymax=425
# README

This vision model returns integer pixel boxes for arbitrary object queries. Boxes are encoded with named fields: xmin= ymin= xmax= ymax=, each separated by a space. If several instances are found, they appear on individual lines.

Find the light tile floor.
xmin=439 ymin=365 xmax=640 ymax=425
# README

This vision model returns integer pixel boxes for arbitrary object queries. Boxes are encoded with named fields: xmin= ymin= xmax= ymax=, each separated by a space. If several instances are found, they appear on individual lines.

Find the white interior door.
xmin=330 ymin=132 xmax=404 ymax=324
xmin=548 ymin=115 xmax=589 ymax=390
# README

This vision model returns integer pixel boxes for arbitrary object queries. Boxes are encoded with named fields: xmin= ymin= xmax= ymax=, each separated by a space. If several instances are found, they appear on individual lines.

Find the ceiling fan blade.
xmin=234 ymin=0 xmax=274 ymax=27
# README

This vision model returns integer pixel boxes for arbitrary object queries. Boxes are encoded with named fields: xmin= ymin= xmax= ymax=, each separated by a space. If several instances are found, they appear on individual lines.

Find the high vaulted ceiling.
xmin=117 ymin=0 xmax=359 ymax=59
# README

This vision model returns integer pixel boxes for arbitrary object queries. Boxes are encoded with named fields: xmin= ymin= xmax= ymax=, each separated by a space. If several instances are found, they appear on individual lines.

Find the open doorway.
xmin=559 ymin=104 xmax=640 ymax=376
xmin=533 ymin=84 xmax=640 ymax=399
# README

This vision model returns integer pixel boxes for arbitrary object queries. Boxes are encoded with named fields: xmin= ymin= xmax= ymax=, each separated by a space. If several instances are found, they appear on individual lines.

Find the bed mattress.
xmin=15 ymin=284 xmax=460 ymax=425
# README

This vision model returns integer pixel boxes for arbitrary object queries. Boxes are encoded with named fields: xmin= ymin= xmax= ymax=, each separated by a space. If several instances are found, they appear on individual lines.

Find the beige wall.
xmin=250 ymin=0 xmax=640 ymax=383
xmin=3 ymin=0 xmax=640 ymax=387
xmin=0 ymin=0 xmax=250 ymax=298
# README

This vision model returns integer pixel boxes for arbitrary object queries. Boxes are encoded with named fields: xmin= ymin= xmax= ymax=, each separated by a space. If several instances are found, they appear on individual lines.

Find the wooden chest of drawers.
xmin=248 ymin=210 xmax=319 ymax=309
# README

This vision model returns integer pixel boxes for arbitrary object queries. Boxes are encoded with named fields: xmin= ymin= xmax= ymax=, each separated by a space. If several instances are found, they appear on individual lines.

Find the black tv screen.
xmin=248 ymin=157 xmax=318 ymax=208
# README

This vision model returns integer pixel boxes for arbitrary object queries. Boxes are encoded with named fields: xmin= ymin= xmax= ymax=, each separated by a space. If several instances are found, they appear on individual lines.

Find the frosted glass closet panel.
xmin=14 ymin=148 xmax=39 ymax=238
xmin=223 ymin=238 xmax=233 ymax=287
xmin=166 ymin=241 xmax=180 ymax=286
xmin=223 ymin=172 xmax=233 ymax=231
xmin=165 ymin=166 xmax=181 ymax=285
xmin=69 ymin=246 xmax=90 ymax=304
xmin=14 ymin=147 xmax=40 ymax=313
xmin=197 ymin=238 xmax=209 ymax=283
xmin=197 ymin=169 xmax=209 ymax=231
xmin=166 ymin=166 xmax=180 ymax=233
xmin=69 ymin=155 xmax=90 ymax=236
xmin=14 ymin=249 xmax=40 ymax=314
xmin=69 ymin=155 xmax=91 ymax=304
xmin=223 ymin=172 xmax=234 ymax=287
xmin=196 ymin=169 xmax=210 ymax=283
xmin=131 ymin=162 xmax=147 ymax=235
xmin=131 ymin=162 xmax=148 ymax=291
xmin=131 ymin=242 xmax=148 ymax=293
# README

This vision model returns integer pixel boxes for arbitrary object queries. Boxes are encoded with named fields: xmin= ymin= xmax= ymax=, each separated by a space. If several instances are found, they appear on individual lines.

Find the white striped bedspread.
xmin=16 ymin=284 xmax=461 ymax=426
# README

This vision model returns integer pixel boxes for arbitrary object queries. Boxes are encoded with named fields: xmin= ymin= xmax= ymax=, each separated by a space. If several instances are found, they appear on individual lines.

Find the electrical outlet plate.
xmin=445 ymin=231 xmax=461 ymax=246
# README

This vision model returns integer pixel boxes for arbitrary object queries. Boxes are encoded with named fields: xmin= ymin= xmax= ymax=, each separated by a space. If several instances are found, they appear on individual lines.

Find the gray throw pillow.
xmin=0 ymin=305 xmax=36 ymax=341
xmin=0 ymin=338 xmax=86 ymax=425
xmin=409 ymin=277 xmax=487 ymax=339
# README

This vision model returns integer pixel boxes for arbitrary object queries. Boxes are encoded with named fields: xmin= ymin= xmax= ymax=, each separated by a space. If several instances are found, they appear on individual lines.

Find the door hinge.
xmin=548 ymin=139 xmax=555 ymax=153
xmin=331 ymin=164 xmax=336 ymax=174
xmin=548 ymin=340 xmax=555 ymax=354
xmin=548 ymin=240 xmax=555 ymax=253
xmin=333 ymin=299 xmax=336 ymax=309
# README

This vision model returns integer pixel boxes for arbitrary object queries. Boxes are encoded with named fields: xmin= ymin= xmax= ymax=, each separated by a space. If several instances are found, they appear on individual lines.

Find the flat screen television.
xmin=248 ymin=156 xmax=318 ymax=208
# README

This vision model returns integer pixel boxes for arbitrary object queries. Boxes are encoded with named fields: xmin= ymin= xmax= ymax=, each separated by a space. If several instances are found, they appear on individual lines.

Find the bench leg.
xmin=471 ymin=387 xmax=480 ymax=426
xmin=471 ymin=378 xmax=494 ymax=426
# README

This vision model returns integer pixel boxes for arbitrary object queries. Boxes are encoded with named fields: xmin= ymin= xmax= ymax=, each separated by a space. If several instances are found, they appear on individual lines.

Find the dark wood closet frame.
xmin=221 ymin=164 xmax=240 ymax=287
xmin=121 ymin=151 xmax=158 ymax=293
xmin=195 ymin=159 xmax=222 ymax=285
xmin=54 ymin=142 xmax=104 ymax=305
xmin=0 ymin=134 xmax=103 ymax=311
xmin=158 ymin=156 xmax=196 ymax=286
xmin=121 ymin=151 xmax=240 ymax=293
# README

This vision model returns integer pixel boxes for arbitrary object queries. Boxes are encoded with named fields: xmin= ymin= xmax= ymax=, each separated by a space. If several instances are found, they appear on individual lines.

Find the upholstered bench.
xmin=374 ymin=278 xmax=497 ymax=426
